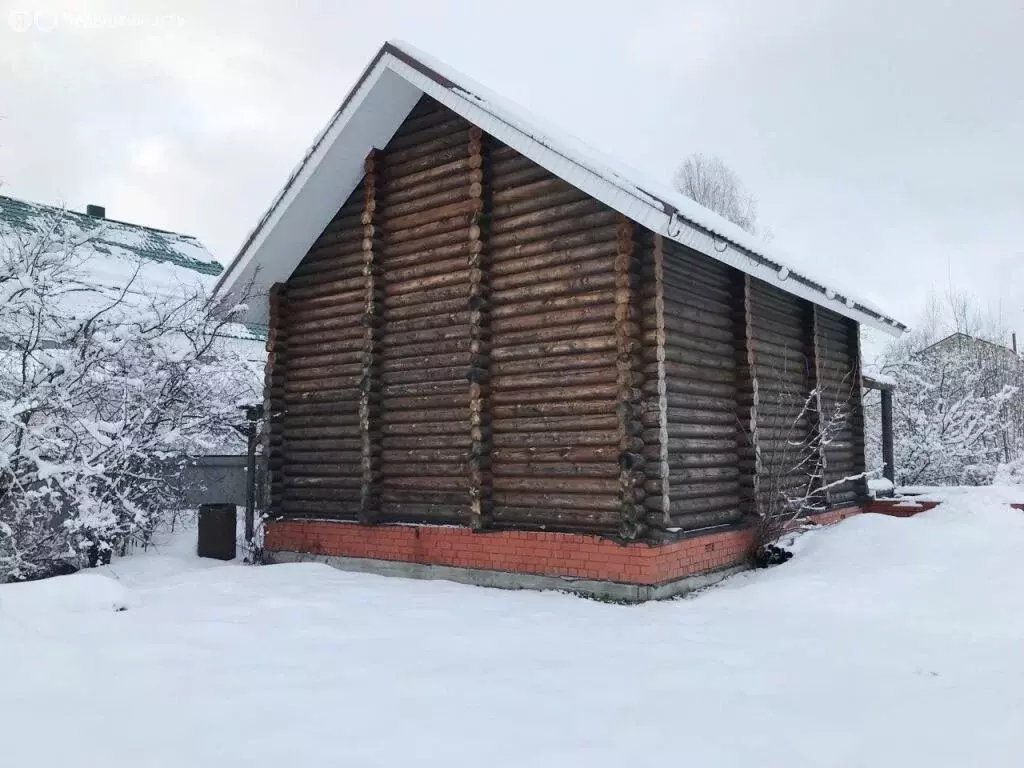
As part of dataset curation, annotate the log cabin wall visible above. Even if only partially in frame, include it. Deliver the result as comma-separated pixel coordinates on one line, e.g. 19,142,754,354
816,307,867,506
271,188,366,520
487,141,624,533
266,94,868,538
648,240,744,532
748,280,812,510
375,99,476,525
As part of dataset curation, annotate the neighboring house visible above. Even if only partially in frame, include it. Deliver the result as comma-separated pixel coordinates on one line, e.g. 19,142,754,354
215,41,907,600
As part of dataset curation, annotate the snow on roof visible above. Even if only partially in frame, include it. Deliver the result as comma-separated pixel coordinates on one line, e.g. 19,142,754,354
216,40,908,336
0,193,266,351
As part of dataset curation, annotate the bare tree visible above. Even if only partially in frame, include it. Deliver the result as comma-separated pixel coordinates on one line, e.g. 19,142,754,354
741,365,868,565
674,152,759,234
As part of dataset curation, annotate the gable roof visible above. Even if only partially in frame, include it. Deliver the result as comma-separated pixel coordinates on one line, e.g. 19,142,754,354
0,193,266,347
215,40,907,336
0,194,223,277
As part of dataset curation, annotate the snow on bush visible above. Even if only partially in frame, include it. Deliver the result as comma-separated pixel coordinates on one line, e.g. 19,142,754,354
865,289,1024,487
0,208,259,582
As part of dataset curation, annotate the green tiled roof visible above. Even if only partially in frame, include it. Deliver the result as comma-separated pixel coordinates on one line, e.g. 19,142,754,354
0,194,224,276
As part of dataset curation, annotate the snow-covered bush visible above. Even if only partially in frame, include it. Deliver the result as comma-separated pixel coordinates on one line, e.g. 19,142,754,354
867,289,1024,487
0,209,258,581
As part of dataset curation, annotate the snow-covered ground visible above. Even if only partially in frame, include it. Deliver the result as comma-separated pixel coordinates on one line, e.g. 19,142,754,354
3,490,1024,767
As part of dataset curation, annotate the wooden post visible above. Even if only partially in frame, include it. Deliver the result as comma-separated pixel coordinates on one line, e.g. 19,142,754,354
615,216,646,540
735,273,760,517
467,126,492,530
359,151,384,524
881,388,895,484
266,283,288,515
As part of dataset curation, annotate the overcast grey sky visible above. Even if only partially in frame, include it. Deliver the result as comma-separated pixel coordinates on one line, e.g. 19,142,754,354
2,0,1022,353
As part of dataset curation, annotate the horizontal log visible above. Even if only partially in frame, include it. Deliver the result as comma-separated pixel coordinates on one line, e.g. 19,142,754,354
493,414,618,434
491,446,620,464
663,422,736,439
286,274,366,301
381,476,468,492
384,128,468,168
382,144,473,184
490,272,617,306
492,430,619,448
382,447,470,463
380,421,469,438
288,348,364,370
663,451,741,469
287,260,365,290
380,489,468,506
287,297,365,325
385,210,475,247
384,156,473,194
278,499,362,518
380,434,472,450
489,289,614,321
493,461,619,478
284,375,360,394
492,490,620,512
491,255,615,293
282,387,362,405
385,309,469,336
384,283,466,312
489,209,619,249
382,379,471,398
381,351,468,374
491,351,616,377
284,475,362,490
661,345,736,372
667,494,743,517
285,412,361,429
384,223,471,259
285,324,365,350
492,367,620,391
661,359,736,386
490,185,587,221
490,382,618,405
489,304,614,338
492,476,620,494
381,365,466,386
380,462,469,478
388,254,470,285
491,506,619,530
385,115,468,154
280,464,361,479
664,437,736,453
380,337,471,365
286,362,363,383
284,450,363,465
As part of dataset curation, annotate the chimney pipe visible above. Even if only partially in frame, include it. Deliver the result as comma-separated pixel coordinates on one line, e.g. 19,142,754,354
1013,332,1018,355
86,204,105,218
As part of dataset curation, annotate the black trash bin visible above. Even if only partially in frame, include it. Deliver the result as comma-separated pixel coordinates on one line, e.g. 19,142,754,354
197,504,236,560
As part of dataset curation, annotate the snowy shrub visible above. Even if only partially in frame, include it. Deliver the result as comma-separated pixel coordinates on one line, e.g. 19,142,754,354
867,288,1024,488
0,209,259,581
883,347,1019,487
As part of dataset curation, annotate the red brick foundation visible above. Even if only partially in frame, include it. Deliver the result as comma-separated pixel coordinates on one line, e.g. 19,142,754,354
264,505,863,587
863,499,941,518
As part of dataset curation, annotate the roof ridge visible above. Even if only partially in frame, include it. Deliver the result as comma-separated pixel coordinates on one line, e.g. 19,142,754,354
0,193,205,242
